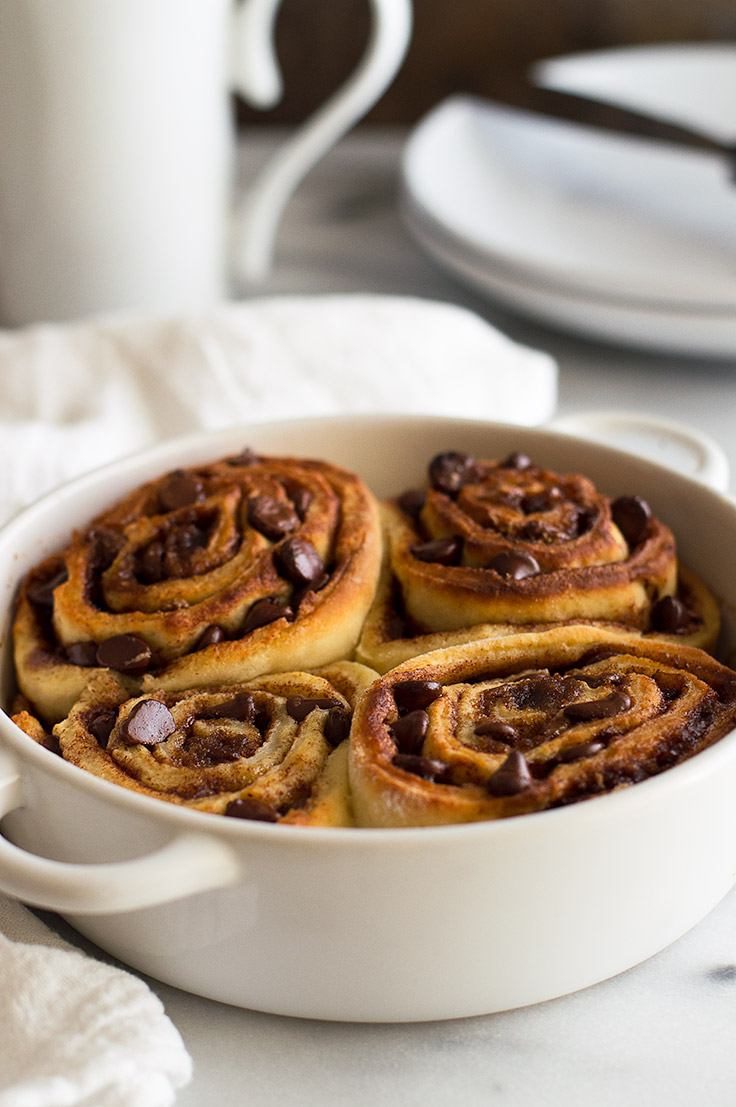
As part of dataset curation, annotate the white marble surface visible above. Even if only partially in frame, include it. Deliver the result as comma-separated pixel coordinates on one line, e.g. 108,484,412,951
71,130,736,1105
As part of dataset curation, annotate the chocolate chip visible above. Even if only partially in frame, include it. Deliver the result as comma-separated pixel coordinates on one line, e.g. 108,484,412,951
242,597,293,633
410,537,462,566
227,447,259,467
27,568,67,608
275,537,324,586
487,551,540,579
397,488,426,519
159,470,205,512
285,696,340,722
65,641,99,668
89,527,125,570
500,451,532,470
393,679,442,714
247,495,300,541
558,739,606,763
138,540,165,583
204,693,255,722
474,719,518,742
41,733,61,755
122,699,176,745
391,753,448,780
198,624,227,649
428,451,475,495
286,485,312,519
487,750,532,796
564,690,632,721
88,708,116,747
324,707,352,746
225,796,279,822
96,634,152,673
651,595,690,633
611,495,652,547
389,709,429,754
575,507,596,536
521,491,555,514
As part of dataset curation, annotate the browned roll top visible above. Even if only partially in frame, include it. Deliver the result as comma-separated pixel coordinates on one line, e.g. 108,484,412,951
349,627,736,827
13,450,381,721
389,450,678,634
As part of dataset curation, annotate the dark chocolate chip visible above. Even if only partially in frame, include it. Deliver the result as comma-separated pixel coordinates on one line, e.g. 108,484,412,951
500,452,532,471
393,679,443,715
487,750,532,796
611,495,652,547
227,447,259,467
564,690,632,721
225,796,279,822
324,707,352,746
285,696,340,722
389,709,429,755
41,733,61,755
275,537,324,586
122,699,176,746
575,507,596,536
88,708,116,747
474,719,518,742
96,634,152,673
204,693,255,722
27,568,67,608
398,488,426,519
558,739,606,763
139,540,165,583
410,537,462,566
198,624,227,649
428,451,475,495
651,595,690,633
247,495,300,541
521,491,555,514
392,753,448,780
242,597,293,633
287,486,313,519
159,470,205,512
89,527,125,570
487,551,540,579
65,641,99,668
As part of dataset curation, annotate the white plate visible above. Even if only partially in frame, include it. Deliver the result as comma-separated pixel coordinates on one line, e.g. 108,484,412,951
401,93,736,356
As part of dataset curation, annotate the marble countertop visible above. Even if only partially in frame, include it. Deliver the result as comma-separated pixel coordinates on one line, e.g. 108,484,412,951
83,130,736,1106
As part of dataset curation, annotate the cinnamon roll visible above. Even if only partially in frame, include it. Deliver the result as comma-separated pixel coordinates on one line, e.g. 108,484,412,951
13,450,381,722
46,661,376,825
356,449,718,670
349,626,736,827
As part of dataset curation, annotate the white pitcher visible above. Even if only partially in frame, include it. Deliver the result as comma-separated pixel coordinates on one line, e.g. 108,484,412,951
0,0,412,325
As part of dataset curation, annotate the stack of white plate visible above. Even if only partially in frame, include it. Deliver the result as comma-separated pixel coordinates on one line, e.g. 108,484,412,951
401,46,736,357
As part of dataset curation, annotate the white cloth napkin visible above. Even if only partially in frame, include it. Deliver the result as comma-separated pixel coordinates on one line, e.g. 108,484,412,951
0,294,556,524
0,293,556,1104
0,898,191,1107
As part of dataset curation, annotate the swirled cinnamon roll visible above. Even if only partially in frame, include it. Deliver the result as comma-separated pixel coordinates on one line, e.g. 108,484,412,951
45,662,376,825
349,627,736,827
356,449,718,670
13,450,381,721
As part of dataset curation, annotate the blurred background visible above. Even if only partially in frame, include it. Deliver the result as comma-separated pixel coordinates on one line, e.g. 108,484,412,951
235,0,736,126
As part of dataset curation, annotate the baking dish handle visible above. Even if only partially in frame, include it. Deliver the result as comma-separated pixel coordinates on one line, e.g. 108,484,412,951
549,410,730,493
0,751,241,914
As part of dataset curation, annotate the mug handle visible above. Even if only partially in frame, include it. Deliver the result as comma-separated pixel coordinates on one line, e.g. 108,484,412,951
0,750,241,914
230,0,412,282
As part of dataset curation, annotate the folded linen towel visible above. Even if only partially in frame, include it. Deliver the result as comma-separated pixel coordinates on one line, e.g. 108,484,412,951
0,293,556,1104
0,294,556,524
0,896,191,1107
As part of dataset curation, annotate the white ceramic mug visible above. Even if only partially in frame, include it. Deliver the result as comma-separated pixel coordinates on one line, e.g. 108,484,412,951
0,0,411,325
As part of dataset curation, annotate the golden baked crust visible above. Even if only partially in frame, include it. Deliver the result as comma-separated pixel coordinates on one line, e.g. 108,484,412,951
356,451,719,669
357,556,721,672
53,661,377,825
349,626,736,827
13,450,381,721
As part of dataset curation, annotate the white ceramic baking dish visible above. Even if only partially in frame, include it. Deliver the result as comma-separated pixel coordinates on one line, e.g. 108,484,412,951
0,415,734,1022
